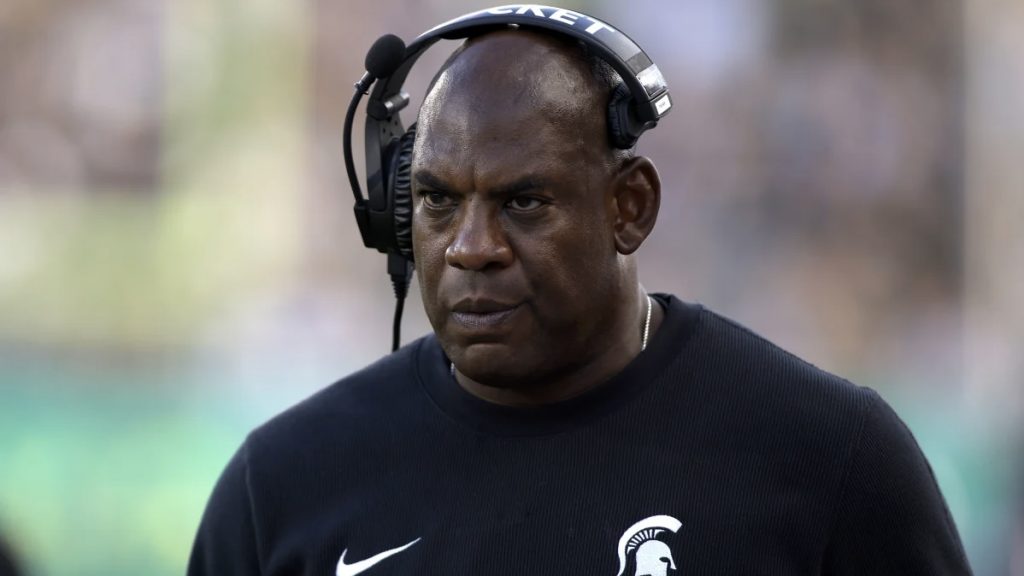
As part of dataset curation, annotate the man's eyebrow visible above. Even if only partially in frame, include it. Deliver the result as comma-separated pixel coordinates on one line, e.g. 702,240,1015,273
489,177,547,197
414,171,452,192
413,172,548,196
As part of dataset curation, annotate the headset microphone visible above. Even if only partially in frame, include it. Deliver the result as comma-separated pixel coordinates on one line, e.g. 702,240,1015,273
345,34,412,353
346,34,407,208
344,5,672,353
358,34,407,93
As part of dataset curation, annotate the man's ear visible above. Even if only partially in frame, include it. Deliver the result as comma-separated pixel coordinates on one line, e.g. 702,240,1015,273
611,156,661,255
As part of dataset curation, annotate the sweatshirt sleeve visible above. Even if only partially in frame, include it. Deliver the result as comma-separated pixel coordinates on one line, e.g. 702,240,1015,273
822,389,972,575
187,442,263,576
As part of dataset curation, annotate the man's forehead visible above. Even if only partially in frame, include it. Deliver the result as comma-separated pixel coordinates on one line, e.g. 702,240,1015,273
414,84,595,172
413,80,602,195
413,119,577,181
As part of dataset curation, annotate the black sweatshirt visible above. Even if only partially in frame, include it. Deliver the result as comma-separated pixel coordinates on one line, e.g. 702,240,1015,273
189,295,972,575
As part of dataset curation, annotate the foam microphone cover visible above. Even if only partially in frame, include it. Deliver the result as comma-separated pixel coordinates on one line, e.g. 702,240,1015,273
365,34,406,79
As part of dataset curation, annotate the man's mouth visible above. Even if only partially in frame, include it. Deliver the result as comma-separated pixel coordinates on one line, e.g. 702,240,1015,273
450,299,521,329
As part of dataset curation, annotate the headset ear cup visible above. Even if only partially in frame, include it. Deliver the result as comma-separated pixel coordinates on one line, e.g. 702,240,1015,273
388,124,417,261
607,82,638,149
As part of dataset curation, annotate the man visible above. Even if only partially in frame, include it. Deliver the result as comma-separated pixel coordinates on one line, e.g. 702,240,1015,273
189,23,972,576
0,531,21,576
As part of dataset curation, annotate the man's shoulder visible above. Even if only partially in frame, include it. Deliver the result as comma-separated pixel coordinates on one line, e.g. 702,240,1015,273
683,302,876,429
243,336,433,461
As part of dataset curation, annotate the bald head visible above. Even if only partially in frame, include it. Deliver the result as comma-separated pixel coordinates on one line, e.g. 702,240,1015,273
417,30,628,166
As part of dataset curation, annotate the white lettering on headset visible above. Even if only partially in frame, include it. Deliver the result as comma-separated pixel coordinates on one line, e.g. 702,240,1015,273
547,8,580,25
583,20,614,35
515,5,547,17
482,5,615,36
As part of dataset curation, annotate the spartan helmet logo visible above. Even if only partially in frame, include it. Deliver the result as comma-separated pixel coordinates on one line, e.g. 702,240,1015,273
615,515,682,576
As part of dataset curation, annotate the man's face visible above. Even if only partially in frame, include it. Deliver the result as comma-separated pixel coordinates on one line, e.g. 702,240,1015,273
411,33,624,388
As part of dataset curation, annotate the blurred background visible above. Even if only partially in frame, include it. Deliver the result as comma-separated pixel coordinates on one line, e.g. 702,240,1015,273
0,0,1021,574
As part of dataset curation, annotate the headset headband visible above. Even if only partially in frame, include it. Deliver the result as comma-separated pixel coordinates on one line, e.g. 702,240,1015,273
368,5,672,123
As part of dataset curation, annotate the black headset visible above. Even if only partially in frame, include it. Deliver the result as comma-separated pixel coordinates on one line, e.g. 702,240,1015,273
342,5,672,351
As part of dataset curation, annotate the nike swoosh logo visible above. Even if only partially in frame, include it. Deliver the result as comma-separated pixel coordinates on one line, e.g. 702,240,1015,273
336,537,420,576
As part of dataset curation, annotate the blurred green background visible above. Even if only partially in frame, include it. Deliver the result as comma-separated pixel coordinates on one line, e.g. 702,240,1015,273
1,0,1021,574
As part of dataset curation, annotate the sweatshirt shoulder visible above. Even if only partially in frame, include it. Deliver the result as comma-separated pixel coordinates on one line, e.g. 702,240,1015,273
244,336,430,458
706,308,869,391
686,306,877,434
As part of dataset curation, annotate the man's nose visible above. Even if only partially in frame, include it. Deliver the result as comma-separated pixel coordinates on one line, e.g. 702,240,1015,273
445,203,513,271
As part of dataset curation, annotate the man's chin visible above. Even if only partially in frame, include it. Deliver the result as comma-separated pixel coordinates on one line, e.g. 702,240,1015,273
451,342,538,390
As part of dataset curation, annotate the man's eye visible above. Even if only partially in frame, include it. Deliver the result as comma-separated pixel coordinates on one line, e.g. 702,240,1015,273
507,196,544,211
421,191,452,208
